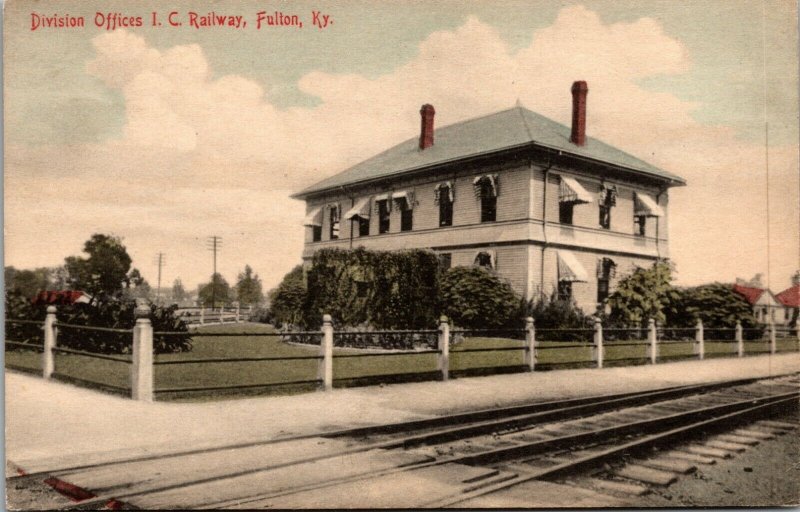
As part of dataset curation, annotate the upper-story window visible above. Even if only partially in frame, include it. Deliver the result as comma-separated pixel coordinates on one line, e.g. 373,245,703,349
328,204,340,240
303,207,323,242
596,257,616,304
377,200,390,234
598,184,617,230
344,197,371,237
393,191,415,232
434,182,454,227
558,176,593,226
633,192,664,237
473,175,498,223
359,218,370,236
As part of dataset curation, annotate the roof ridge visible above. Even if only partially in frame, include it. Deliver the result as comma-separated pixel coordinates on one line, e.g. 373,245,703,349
515,105,535,142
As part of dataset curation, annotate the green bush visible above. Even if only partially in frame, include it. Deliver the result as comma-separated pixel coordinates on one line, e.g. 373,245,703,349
303,248,439,330
522,292,592,341
269,265,307,328
607,261,678,327
665,283,761,340
438,266,520,330
4,290,192,354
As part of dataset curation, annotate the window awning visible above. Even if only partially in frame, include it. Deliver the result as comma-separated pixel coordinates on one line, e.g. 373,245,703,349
557,250,588,282
434,182,454,204
344,197,371,220
374,193,389,202
634,193,664,217
559,176,593,204
473,174,498,198
303,207,323,227
391,190,415,209
474,250,496,269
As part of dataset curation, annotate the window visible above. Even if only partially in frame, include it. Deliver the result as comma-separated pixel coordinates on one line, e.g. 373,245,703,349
329,206,340,240
474,251,494,269
438,253,452,270
378,200,390,234
481,195,497,223
559,202,574,225
312,226,322,242
634,215,646,236
474,175,498,223
358,217,370,236
596,258,616,304
557,281,572,302
400,205,413,231
437,185,453,227
598,185,617,230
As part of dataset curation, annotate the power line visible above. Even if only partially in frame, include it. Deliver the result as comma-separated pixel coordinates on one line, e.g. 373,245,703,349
206,236,223,307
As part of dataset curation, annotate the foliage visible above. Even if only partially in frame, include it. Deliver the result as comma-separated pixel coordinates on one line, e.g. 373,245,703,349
521,292,592,341
606,261,679,327
4,289,192,354
303,248,440,330
121,268,152,301
198,273,232,307
665,283,761,340
63,234,145,300
269,265,306,328
171,278,189,302
438,266,520,329
235,265,264,305
4,266,53,298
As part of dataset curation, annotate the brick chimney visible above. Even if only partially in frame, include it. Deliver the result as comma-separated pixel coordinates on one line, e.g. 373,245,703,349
570,81,588,146
419,104,435,150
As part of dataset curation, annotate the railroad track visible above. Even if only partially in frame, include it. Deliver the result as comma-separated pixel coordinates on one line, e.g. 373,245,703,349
8,374,799,509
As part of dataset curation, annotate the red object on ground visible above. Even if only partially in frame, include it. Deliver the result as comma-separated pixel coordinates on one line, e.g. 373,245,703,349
776,284,800,308
732,283,765,305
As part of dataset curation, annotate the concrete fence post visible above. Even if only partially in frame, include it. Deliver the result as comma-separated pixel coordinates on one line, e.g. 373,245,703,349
200,307,205,325
593,318,604,369
735,320,744,357
236,304,241,323
131,305,154,401
438,316,450,381
525,317,536,371
695,319,705,360
769,322,776,354
320,314,334,391
42,306,57,379
648,318,658,364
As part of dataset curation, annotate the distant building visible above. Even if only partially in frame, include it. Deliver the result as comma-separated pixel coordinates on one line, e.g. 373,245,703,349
732,283,788,325
32,290,92,306
293,82,686,313
776,284,799,326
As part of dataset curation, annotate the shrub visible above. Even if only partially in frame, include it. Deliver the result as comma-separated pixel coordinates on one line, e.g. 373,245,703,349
438,266,520,330
665,283,762,340
4,291,192,354
521,292,592,341
303,248,440,330
607,261,678,327
269,265,307,328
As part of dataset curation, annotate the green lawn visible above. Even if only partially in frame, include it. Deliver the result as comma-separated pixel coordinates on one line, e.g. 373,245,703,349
5,323,798,401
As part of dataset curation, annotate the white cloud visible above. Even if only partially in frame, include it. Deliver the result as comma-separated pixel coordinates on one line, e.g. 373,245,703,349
6,6,798,292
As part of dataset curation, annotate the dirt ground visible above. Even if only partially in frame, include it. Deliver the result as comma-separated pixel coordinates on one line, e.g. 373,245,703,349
634,415,800,507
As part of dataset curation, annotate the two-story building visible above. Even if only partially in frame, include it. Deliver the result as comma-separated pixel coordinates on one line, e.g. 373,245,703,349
292,82,686,313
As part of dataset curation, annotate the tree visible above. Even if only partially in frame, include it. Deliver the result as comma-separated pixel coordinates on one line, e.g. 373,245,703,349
4,266,51,298
171,278,189,302
269,265,306,327
438,266,520,329
63,234,142,300
235,265,264,305
198,273,231,307
122,269,152,301
666,283,759,330
606,261,678,326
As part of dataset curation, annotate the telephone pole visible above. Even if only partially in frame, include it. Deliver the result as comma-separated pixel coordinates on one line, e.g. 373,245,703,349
153,253,166,305
206,236,222,308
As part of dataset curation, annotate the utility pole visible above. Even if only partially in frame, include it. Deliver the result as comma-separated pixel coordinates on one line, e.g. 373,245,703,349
153,253,165,305
206,236,222,308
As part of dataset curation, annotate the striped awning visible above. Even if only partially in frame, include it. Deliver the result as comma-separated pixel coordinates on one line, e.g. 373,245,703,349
391,190,415,209
474,250,496,269
344,197,371,220
303,206,323,227
473,174,498,198
559,176,593,204
557,250,588,282
634,193,664,217
374,193,389,202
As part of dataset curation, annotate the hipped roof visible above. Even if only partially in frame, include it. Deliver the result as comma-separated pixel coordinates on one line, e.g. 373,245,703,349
294,105,686,199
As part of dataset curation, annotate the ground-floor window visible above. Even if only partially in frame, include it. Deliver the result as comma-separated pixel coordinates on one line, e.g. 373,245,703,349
557,281,572,301
474,251,494,269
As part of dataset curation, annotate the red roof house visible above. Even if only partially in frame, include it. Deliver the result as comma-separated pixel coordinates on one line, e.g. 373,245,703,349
776,284,800,308
32,290,92,306
732,284,765,305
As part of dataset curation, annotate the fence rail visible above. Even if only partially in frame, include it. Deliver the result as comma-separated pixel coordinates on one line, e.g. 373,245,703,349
5,307,799,401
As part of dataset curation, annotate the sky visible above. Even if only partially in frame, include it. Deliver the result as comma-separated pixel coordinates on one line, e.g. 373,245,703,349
3,0,799,293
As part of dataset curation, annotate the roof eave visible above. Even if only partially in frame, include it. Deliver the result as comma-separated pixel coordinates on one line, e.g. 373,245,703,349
292,141,686,200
